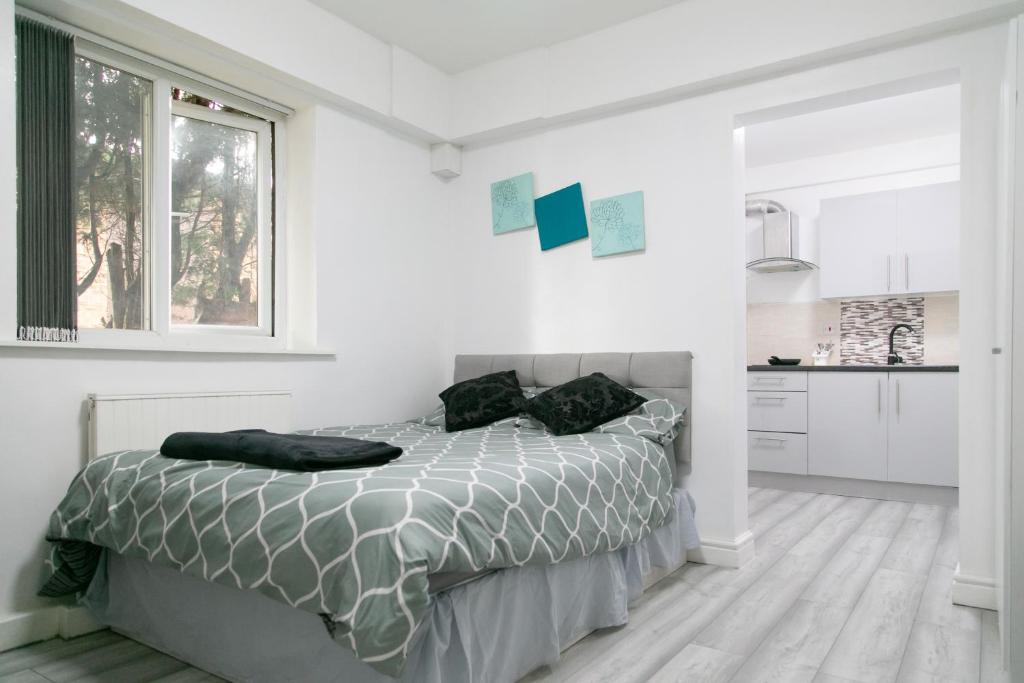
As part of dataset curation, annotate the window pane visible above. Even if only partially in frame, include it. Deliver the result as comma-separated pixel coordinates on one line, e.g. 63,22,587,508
171,113,259,327
75,57,150,330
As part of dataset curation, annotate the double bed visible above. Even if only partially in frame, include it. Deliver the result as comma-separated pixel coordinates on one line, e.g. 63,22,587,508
46,352,698,682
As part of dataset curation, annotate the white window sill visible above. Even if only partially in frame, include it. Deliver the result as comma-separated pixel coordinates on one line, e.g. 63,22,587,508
0,337,334,358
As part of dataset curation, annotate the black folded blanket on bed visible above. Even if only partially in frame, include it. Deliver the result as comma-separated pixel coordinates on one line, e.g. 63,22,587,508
160,429,402,471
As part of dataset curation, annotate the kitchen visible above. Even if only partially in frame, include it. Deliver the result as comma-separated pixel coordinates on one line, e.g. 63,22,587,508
743,83,960,504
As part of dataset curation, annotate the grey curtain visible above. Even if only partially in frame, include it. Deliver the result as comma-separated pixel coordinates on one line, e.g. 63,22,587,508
16,17,77,342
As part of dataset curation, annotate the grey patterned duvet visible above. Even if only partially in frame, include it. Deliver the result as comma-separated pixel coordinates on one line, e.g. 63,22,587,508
44,419,675,676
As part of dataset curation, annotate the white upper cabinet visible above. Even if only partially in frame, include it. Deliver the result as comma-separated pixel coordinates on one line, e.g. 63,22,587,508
819,191,898,298
895,182,960,294
819,182,959,298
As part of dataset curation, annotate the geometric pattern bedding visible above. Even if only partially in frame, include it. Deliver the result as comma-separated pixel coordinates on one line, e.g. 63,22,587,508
44,420,675,676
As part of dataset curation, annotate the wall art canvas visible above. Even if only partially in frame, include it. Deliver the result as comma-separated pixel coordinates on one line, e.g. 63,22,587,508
534,182,589,250
590,191,645,257
490,172,536,234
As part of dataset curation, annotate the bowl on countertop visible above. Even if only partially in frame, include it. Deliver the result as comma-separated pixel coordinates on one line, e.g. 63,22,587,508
767,356,802,366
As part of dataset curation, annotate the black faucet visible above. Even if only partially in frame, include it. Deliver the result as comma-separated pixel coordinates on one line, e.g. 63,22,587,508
887,324,914,365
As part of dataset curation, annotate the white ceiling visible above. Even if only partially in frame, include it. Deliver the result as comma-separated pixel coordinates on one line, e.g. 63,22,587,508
744,85,961,168
308,0,687,74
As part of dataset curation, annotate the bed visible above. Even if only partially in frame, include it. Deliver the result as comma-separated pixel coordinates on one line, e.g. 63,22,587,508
46,352,698,682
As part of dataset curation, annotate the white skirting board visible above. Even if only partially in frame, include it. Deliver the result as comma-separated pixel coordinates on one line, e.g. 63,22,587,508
748,471,958,507
0,605,104,653
687,530,755,568
952,564,998,610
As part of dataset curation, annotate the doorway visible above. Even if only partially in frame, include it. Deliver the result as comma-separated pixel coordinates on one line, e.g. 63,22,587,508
738,79,962,504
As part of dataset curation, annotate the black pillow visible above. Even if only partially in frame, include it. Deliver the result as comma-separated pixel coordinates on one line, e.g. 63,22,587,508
439,370,525,432
525,372,645,436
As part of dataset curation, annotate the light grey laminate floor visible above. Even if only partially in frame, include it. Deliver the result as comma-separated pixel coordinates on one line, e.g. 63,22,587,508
0,489,1004,683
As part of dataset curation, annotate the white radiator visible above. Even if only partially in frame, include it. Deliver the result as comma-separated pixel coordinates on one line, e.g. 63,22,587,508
88,390,292,460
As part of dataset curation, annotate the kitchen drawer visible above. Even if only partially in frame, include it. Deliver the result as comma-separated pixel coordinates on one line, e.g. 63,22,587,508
748,432,808,475
748,391,807,433
748,372,807,392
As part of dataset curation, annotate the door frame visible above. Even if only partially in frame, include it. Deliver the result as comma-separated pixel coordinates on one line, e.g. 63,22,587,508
1007,15,1023,679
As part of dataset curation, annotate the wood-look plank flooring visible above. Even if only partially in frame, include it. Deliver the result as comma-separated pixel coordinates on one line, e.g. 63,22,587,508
0,489,1004,683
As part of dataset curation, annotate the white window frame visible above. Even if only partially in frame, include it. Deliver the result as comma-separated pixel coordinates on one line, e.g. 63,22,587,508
73,44,157,347
168,101,274,337
68,41,287,352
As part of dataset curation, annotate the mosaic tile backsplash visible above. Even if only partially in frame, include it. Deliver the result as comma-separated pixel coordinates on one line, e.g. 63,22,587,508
840,297,924,365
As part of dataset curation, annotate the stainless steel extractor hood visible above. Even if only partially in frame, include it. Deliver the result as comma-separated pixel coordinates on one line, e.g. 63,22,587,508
745,199,817,273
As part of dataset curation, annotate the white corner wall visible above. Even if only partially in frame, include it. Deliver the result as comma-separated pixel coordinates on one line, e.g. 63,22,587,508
446,25,1011,577
0,0,452,642
21,0,454,140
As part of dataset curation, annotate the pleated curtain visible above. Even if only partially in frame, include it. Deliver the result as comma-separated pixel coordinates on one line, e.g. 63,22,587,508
16,17,77,342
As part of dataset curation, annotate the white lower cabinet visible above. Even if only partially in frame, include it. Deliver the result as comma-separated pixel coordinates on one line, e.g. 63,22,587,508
752,370,960,486
802,371,957,486
887,373,958,486
807,373,888,481
747,372,808,475
749,432,808,475
748,391,808,433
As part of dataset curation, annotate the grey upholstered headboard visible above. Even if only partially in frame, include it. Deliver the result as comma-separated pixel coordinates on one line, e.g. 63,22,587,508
453,352,693,485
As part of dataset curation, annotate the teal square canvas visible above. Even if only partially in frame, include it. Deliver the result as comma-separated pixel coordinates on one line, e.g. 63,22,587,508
590,191,645,257
491,172,535,234
535,183,588,251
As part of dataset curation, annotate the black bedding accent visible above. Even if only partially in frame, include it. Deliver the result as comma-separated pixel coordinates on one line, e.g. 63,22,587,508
160,429,402,471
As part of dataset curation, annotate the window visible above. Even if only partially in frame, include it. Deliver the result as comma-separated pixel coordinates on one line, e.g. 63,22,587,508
74,56,150,330
170,95,272,329
71,46,278,341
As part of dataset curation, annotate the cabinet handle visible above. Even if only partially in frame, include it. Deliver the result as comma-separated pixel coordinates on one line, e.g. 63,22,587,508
905,253,910,291
753,396,787,402
896,379,901,420
887,255,892,292
754,377,785,384
754,437,788,444
877,378,882,418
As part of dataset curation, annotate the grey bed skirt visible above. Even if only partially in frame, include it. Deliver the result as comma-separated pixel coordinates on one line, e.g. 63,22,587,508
83,489,699,683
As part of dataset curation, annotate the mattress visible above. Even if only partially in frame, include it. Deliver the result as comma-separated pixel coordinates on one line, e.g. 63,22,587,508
84,489,699,683
47,418,676,676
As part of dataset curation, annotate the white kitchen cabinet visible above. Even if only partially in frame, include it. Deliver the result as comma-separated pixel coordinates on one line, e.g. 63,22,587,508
807,373,888,481
887,373,958,486
819,182,959,299
819,191,898,299
748,371,807,392
749,432,808,475
895,182,960,294
748,391,808,433
747,371,808,475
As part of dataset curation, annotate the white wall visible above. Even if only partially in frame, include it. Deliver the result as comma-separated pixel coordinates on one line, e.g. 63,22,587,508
446,26,1011,582
24,0,1020,145
0,1,451,638
448,100,750,556
22,0,453,140
746,135,961,304
449,0,1019,141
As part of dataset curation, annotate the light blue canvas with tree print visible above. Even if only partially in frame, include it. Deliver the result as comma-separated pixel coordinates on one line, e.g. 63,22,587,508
590,190,645,257
491,172,535,234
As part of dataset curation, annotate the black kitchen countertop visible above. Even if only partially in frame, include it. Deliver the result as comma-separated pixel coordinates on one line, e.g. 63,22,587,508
748,364,959,372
